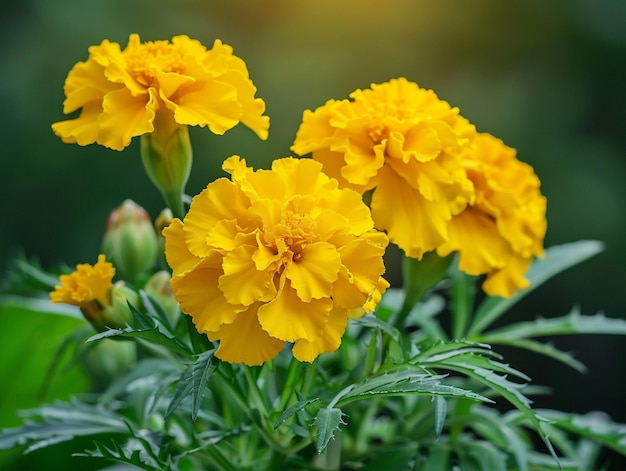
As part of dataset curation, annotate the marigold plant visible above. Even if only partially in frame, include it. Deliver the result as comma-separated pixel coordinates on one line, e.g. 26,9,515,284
2,34,626,471
163,155,389,365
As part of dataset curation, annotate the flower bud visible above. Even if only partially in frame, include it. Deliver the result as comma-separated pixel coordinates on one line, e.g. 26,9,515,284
82,337,137,387
102,200,158,282
154,208,173,269
140,109,192,219
144,271,180,326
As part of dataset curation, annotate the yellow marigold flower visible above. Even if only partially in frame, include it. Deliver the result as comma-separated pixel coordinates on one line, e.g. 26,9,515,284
436,133,547,297
163,156,389,366
291,77,476,259
50,254,136,330
52,34,269,151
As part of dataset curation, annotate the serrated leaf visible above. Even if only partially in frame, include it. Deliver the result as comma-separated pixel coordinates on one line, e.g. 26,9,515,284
424,355,558,464
483,307,626,339
0,399,127,453
165,349,217,421
352,314,401,342
138,290,177,335
274,398,320,430
88,327,193,359
411,340,495,362
313,407,345,453
538,410,626,457
468,241,604,337
480,337,587,373
336,368,491,406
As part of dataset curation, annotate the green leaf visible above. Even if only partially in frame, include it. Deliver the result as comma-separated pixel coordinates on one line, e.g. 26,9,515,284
336,368,491,406
274,398,320,430
479,337,587,373
468,241,604,337
457,439,507,471
352,313,401,343
88,327,193,359
433,395,447,438
313,407,345,454
423,354,558,464
0,399,127,454
360,445,417,471
421,443,451,471
538,410,626,457
483,307,626,339
164,349,217,421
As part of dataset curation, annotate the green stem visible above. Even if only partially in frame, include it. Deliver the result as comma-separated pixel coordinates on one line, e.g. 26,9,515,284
450,266,476,340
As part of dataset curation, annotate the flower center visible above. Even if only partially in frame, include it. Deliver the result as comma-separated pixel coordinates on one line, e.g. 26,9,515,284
125,41,186,88
368,123,388,144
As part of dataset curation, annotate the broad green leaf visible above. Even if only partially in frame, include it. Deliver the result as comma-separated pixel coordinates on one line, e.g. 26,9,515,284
468,241,604,337
274,398,320,430
313,407,345,453
88,327,193,359
0,299,89,432
482,307,626,339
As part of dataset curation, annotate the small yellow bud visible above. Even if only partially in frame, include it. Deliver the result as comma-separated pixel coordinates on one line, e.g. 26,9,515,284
102,200,158,282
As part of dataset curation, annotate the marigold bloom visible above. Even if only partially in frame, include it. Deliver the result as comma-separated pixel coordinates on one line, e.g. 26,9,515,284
163,156,389,366
291,77,476,259
52,34,269,151
436,133,547,297
50,254,136,330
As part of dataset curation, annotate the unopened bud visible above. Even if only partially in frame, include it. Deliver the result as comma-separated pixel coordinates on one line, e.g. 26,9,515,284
144,271,180,326
102,200,158,282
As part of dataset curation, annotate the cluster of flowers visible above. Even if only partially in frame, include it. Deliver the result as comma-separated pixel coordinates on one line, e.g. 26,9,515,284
50,34,546,366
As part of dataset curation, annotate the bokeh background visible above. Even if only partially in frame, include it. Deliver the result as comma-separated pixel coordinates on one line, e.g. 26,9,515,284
1,0,625,468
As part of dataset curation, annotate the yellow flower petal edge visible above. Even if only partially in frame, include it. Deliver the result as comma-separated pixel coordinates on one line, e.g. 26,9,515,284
164,156,389,365
436,133,547,297
52,34,269,151
291,77,476,259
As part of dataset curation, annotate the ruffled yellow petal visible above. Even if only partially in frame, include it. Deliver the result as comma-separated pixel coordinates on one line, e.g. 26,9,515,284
171,258,243,334
220,244,277,306
51,104,102,146
163,218,200,276
183,178,250,257
285,242,342,302
372,167,449,259
482,254,532,298
332,238,388,309
97,88,156,150
437,208,510,275
257,277,332,342
292,308,348,362
210,306,284,366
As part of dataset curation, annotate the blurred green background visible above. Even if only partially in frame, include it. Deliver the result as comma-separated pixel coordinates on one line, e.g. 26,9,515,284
1,0,625,468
